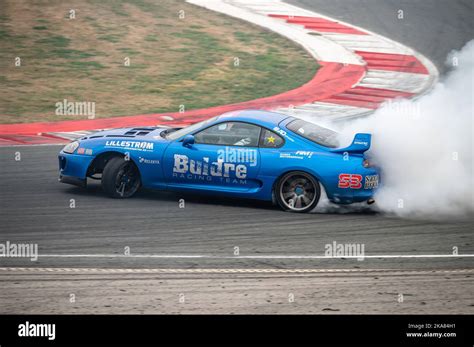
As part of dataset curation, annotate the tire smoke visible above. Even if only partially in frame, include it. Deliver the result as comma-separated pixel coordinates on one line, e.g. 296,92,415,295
337,40,474,218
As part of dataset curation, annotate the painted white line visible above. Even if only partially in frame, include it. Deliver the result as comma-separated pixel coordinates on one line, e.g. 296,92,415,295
1,267,473,274
2,253,472,259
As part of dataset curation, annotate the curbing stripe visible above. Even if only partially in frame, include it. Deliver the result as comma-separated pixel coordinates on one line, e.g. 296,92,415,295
187,0,437,123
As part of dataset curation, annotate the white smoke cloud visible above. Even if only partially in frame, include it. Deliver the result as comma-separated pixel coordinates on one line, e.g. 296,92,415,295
336,40,474,218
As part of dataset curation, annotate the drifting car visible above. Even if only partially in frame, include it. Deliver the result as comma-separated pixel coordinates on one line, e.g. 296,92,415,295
58,110,379,213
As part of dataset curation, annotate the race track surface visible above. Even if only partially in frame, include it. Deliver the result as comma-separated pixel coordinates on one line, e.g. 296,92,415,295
1,145,473,269
1,146,473,313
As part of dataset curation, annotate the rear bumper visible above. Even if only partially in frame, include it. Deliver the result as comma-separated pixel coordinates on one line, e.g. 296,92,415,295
351,170,380,202
329,169,380,204
59,174,86,187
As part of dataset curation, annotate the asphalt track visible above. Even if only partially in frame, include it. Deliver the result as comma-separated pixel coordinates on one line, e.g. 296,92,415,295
1,145,473,313
1,1,474,314
1,144,473,267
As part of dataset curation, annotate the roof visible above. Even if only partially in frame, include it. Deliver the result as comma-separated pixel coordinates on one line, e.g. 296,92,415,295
219,109,290,127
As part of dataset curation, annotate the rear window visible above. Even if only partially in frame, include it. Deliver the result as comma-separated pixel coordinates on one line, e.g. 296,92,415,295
286,119,339,148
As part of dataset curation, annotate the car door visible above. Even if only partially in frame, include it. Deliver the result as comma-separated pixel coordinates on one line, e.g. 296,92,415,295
162,121,261,192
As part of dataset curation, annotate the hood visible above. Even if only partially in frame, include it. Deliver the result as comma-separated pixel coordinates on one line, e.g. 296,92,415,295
79,126,174,141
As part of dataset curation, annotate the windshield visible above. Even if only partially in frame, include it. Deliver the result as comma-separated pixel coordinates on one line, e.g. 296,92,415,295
166,116,219,140
286,119,339,148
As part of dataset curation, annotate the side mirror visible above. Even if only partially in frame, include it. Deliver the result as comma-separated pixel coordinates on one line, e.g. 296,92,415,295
182,134,195,148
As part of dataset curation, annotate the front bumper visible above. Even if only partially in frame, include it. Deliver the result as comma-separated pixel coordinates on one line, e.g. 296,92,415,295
58,151,94,185
59,174,86,187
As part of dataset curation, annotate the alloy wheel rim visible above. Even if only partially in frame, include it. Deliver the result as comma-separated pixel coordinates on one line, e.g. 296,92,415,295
279,174,316,211
115,163,139,197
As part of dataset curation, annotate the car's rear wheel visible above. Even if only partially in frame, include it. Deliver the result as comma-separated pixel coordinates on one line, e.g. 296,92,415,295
102,156,141,198
275,171,320,213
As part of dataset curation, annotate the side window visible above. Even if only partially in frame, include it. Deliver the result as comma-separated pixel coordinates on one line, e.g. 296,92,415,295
194,122,261,147
259,128,284,148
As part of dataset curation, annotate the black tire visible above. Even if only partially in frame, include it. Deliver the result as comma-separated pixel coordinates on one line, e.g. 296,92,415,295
275,171,320,213
102,156,141,198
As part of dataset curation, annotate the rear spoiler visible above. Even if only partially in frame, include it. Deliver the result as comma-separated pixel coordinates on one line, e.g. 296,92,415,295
330,133,371,154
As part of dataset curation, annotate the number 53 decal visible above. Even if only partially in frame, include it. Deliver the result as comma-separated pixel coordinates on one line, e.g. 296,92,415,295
338,174,362,189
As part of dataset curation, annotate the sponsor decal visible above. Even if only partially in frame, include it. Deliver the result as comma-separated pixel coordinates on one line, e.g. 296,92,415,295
280,151,314,160
295,151,314,158
338,173,362,189
139,157,160,165
273,126,294,142
280,153,303,159
364,175,379,189
173,154,247,184
354,140,368,146
77,148,93,155
105,140,154,152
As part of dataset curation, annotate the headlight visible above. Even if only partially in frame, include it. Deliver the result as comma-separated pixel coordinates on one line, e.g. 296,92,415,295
62,141,79,154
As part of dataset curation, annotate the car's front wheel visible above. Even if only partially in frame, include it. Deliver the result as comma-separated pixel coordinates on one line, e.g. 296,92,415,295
275,171,320,213
102,156,141,198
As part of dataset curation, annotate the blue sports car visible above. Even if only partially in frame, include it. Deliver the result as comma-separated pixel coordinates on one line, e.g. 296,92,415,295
58,110,379,213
